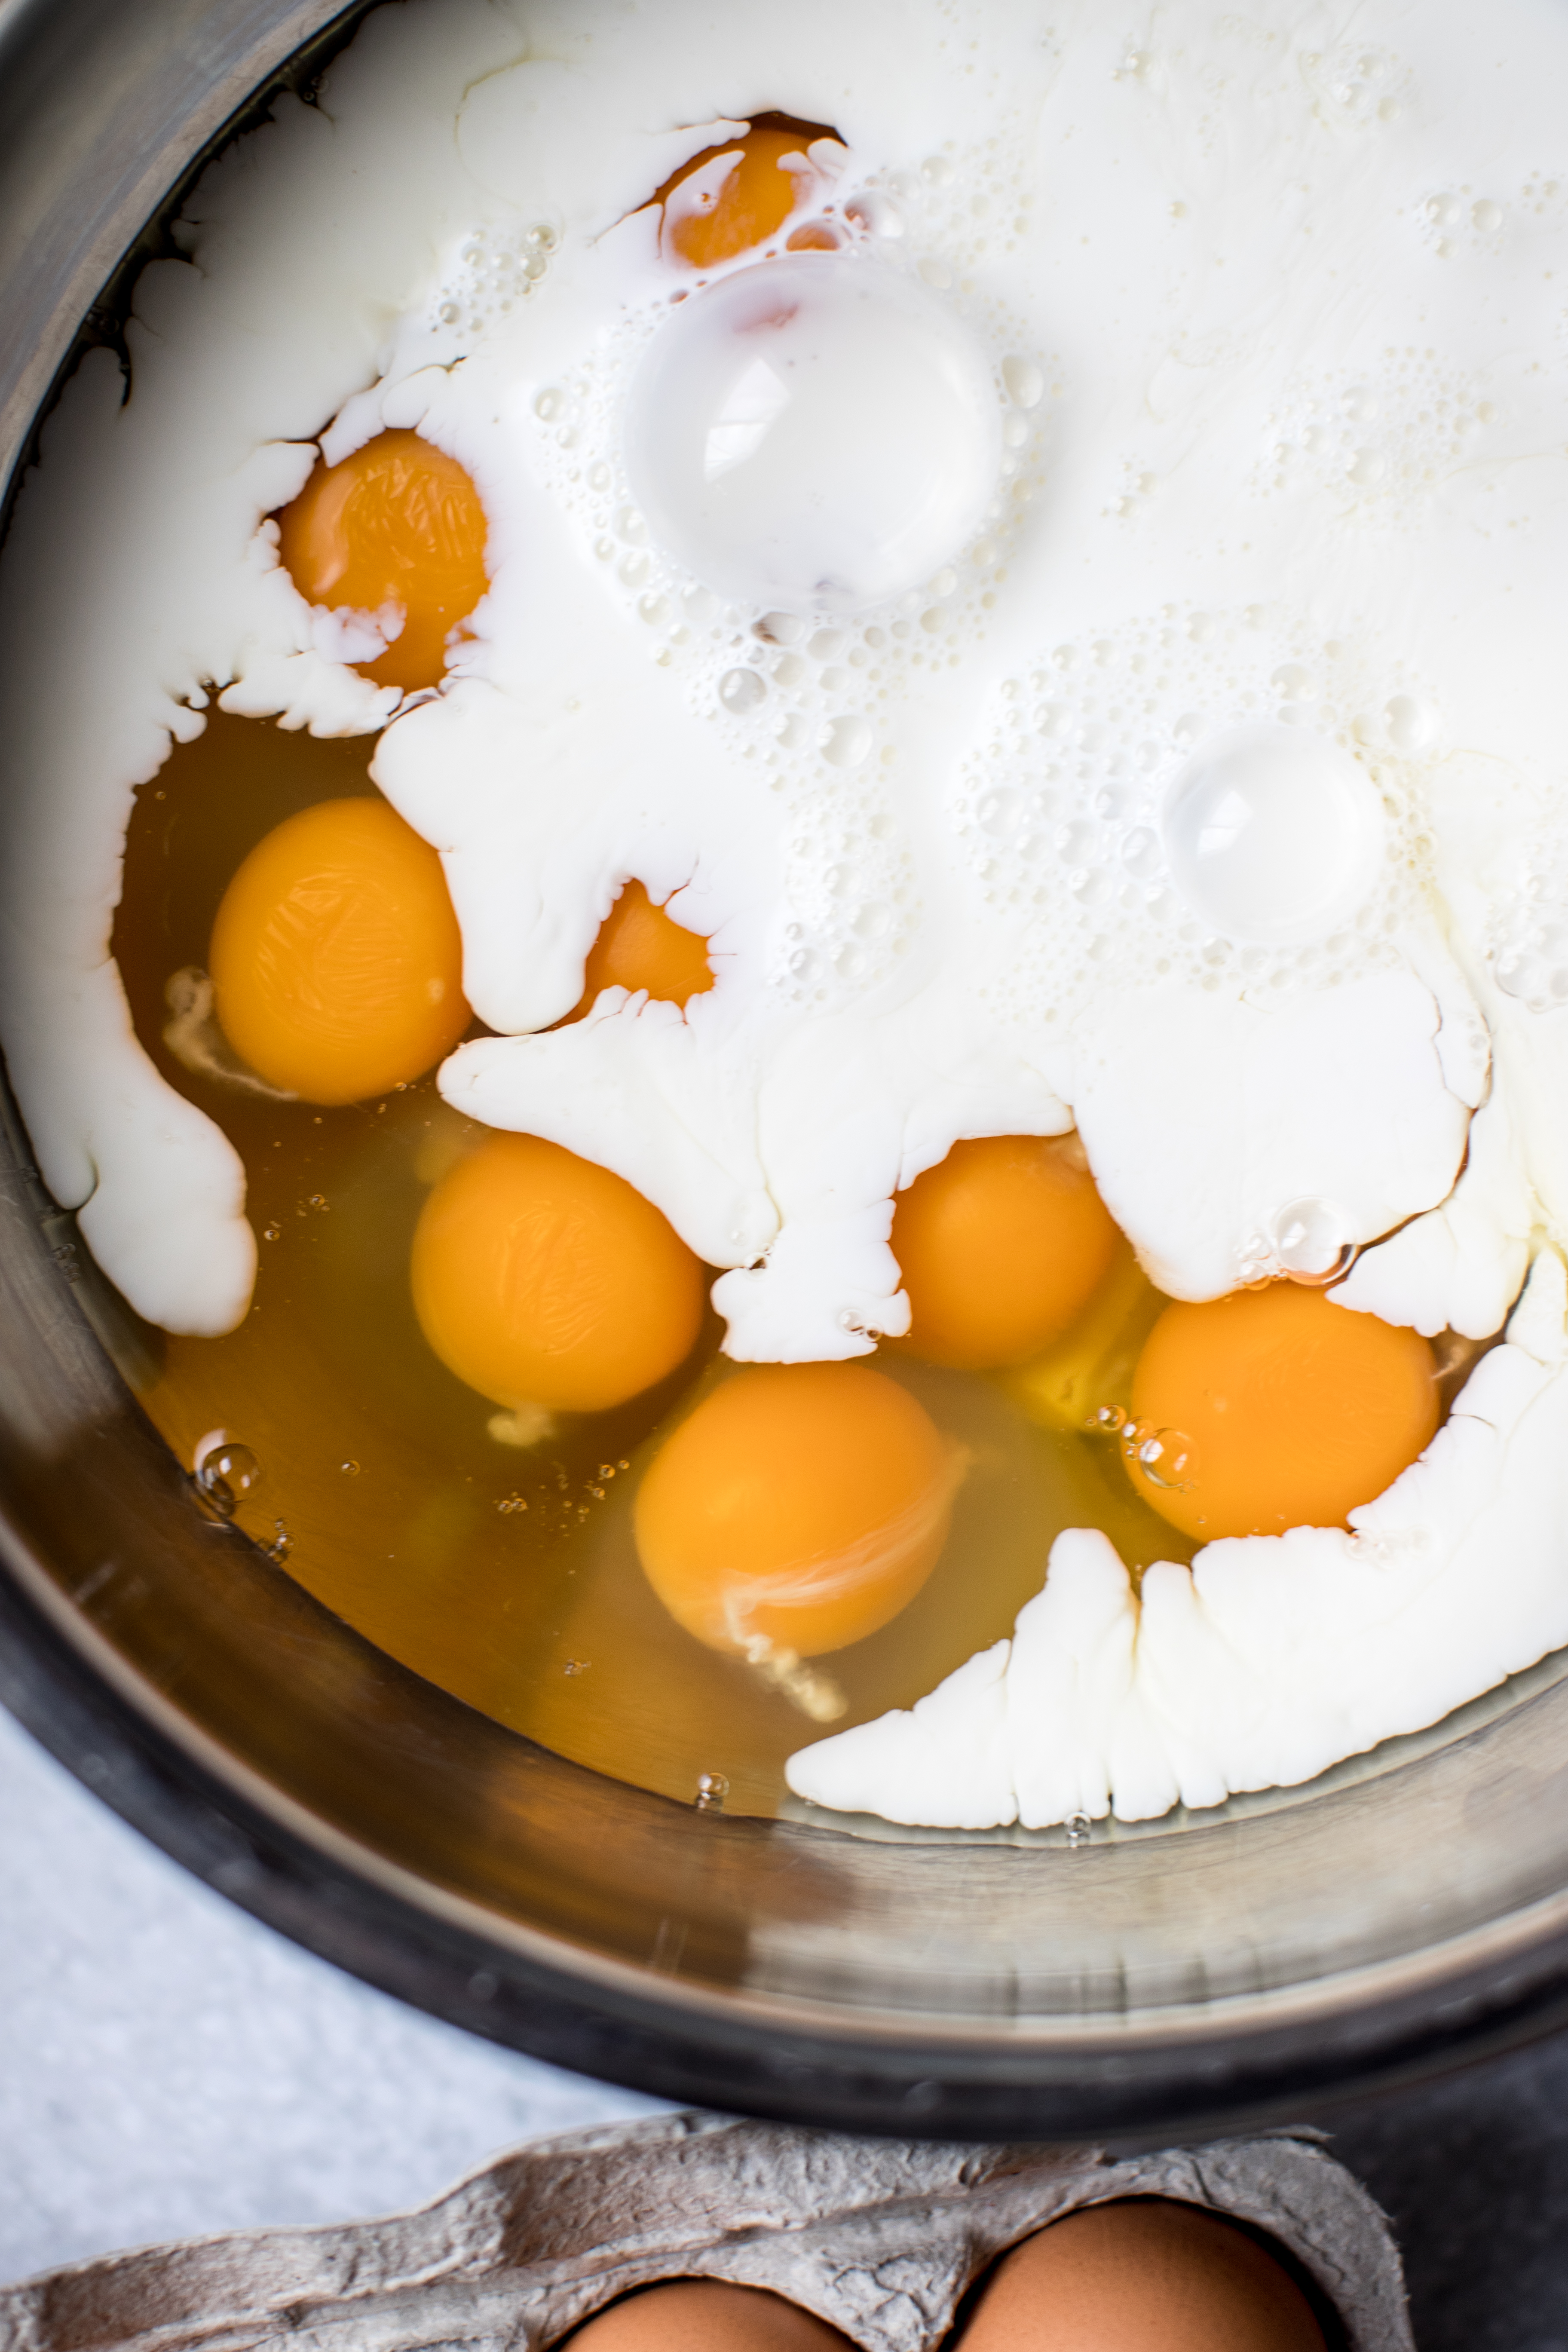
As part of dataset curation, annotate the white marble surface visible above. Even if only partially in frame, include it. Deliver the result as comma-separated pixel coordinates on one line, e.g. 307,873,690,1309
0,1702,666,2288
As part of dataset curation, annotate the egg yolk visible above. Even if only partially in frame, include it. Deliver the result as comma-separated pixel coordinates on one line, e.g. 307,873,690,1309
1127,1281,1440,1542
209,796,469,1104
277,429,489,692
634,1362,959,1657
655,118,834,270
890,1134,1122,1371
411,1133,707,1413
569,879,714,1019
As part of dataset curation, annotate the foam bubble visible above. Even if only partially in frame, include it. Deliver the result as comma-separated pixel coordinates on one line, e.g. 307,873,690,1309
1161,724,1386,947
622,255,1003,614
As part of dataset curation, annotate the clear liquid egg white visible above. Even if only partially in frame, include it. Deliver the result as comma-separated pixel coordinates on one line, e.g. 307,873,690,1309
3,0,1568,1831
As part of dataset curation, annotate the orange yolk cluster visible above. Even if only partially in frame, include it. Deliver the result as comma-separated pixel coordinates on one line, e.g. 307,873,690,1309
411,1133,706,1414
891,1134,1122,1371
635,1363,959,1657
209,796,469,1104
1127,1281,1440,1541
277,429,489,692
656,121,826,269
570,880,714,1019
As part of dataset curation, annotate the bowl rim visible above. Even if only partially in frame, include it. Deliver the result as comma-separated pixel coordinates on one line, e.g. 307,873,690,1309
7,1502,1568,2142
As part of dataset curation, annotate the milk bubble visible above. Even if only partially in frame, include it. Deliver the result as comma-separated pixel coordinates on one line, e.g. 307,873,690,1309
622,255,1002,615
1121,826,1161,880
718,666,766,713
820,714,872,767
1161,724,1385,947
1002,355,1044,410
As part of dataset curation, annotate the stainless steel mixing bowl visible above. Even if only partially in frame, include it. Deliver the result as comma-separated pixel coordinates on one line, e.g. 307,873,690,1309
5,0,1568,2142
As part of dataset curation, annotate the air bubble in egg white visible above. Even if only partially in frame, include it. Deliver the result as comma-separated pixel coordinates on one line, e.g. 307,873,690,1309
1270,1196,1357,1282
1161,723,1384,947
195,1439,261,1519
622,255,1002,615
1134,1428,1198,1491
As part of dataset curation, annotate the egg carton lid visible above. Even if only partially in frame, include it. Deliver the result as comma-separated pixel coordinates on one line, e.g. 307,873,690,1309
0,2107,1409,2352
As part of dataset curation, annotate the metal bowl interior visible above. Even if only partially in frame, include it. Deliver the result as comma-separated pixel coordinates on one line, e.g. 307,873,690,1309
4,0,1568,2143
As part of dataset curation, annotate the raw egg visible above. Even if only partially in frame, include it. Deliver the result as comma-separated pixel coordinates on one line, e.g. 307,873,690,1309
278,429,489,692
654,117,835,270
891,1134,1121,1370
960,2202,1328,2352
634,1363,959,1656
1127,1281,1440,1541
570,879,714,1018
411,1131,707,1412
209,795,469,1103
